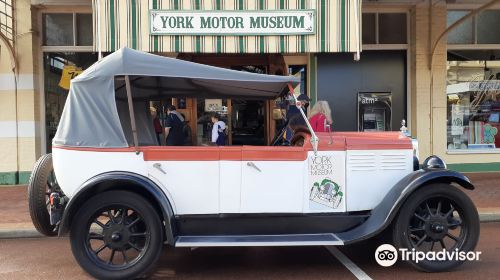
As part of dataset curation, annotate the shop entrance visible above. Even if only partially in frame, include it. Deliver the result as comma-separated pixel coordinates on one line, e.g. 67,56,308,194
231,99,266,146
173,54,287,145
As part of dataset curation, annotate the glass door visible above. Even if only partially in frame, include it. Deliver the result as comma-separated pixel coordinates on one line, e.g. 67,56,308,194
230,100,266,145
196,98,229,145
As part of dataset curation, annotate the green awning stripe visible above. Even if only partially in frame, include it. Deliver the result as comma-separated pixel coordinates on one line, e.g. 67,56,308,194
131,0,137,49
238,0,244,53
98,0,361,53
216,0,222,53
173,0,180,52
153,0,159,52
195,0,201,53
259,0,265,53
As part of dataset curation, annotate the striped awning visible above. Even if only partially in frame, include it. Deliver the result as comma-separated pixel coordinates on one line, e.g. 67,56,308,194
93,0,361,53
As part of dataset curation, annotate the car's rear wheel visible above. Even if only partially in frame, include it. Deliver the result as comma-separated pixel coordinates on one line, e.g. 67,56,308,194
70,191,163,280
393,183,480,272
28,153,58,236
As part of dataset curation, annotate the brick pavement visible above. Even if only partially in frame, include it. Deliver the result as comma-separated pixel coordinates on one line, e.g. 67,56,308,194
0,172,499,231
465,173,500,208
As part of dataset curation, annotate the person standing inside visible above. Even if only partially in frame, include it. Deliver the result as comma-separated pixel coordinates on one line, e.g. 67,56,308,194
150,107,163,145
164,105,184,146
283,94,310,142
308,100,333,132
211,113,226,146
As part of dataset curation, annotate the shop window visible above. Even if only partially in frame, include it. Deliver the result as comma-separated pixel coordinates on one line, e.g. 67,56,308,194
362,12,407,45
447,9,500,45
76,14,93,46
362,13,376,44
446,56,500,151
378,13,407,44
0,0,14,44
477,10,500,44
44,53,98,152
42,13,93,46
43,14,74,46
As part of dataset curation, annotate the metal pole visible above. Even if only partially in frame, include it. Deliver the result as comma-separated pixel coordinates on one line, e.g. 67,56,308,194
353,0,361,61
125,76,139,153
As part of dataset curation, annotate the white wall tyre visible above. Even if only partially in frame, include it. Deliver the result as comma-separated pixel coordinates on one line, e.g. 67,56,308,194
70,191,163,280
392,183,480,272
28,153,58,236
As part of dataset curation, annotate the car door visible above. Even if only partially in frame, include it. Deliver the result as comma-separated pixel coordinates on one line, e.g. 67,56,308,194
240,146,307,213
219,146,243,213
142,146,220,215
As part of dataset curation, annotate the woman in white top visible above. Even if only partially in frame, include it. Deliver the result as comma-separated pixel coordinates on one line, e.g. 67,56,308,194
211,113,226,146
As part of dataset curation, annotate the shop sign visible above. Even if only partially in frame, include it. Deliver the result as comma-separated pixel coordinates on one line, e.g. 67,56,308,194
205,99,223,112
150,10,315,35
59,65,83,90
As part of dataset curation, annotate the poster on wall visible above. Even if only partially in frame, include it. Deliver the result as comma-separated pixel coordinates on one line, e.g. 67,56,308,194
451,104,464,136
357,92,392,132
308,151,346,212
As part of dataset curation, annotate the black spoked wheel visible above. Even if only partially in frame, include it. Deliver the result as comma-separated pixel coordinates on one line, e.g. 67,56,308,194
71,191,163,280
28,153,59,236
393,183,480,272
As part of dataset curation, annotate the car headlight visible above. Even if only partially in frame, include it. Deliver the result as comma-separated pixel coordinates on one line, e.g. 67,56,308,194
422,155,447,169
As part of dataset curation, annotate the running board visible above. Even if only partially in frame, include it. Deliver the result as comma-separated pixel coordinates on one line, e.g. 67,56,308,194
175,233,344,247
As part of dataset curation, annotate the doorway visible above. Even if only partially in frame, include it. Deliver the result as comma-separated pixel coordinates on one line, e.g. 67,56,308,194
176,53,287,146
231,100,266,145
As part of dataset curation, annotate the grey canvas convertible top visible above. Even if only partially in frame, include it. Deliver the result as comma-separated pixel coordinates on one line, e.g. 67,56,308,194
53,47,299,148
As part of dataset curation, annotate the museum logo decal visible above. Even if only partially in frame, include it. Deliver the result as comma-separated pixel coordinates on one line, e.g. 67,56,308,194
309,155,343,209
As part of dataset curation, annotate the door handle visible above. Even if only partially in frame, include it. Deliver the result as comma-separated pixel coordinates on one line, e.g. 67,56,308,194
246,162,262,172
153,163,167,174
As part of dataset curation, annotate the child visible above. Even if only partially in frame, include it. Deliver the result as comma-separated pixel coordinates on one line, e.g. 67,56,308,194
211,113,226,146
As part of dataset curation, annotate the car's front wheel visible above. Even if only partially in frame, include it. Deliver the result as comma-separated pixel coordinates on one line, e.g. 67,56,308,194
393,183,480,272
70,191,163,280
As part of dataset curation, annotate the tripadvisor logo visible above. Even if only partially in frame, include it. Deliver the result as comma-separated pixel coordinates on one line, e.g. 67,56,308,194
375,244,398,267
374,244,481,267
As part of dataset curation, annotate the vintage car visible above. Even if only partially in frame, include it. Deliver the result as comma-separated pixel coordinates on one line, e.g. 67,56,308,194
28,48,479,280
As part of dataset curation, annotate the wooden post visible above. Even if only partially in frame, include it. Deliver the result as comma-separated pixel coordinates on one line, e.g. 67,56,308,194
125,75,139,153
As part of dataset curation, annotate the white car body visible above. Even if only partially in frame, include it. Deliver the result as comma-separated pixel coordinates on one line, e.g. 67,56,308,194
53,133,413,216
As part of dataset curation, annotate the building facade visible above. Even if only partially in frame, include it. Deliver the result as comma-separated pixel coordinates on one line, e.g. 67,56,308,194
1,0,499,184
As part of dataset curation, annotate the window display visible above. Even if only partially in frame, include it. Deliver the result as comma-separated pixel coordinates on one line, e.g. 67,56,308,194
446,60,500,150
